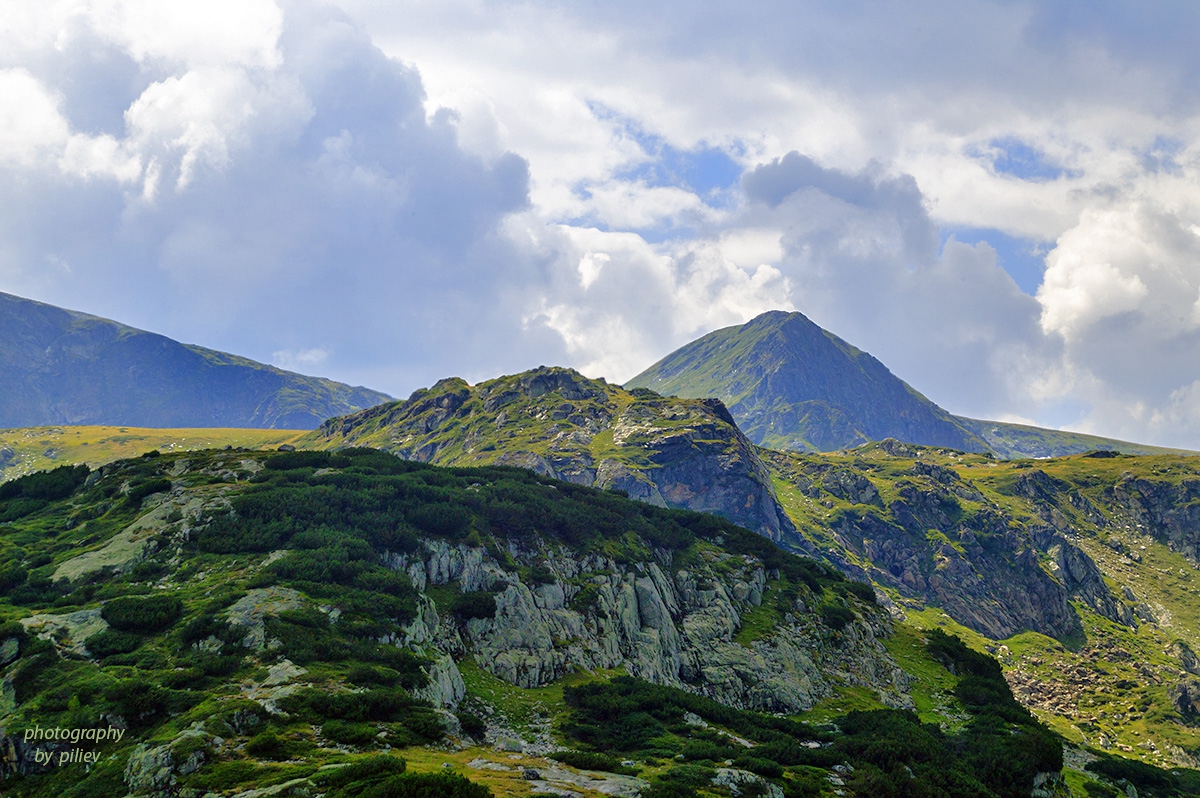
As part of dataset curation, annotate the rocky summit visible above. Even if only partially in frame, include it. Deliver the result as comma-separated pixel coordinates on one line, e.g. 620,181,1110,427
302,366,799,546
0,291,391,429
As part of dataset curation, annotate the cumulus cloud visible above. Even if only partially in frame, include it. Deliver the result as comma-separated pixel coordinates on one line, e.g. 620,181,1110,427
0,0,547,394
1035,196,1200,446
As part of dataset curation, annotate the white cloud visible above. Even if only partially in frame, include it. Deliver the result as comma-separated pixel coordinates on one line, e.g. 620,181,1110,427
0,69,70,166
86,0,283,69
272,346,328,371
125,66,309,191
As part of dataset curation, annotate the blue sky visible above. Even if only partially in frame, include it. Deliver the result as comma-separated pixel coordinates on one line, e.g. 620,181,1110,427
4,1,1200,448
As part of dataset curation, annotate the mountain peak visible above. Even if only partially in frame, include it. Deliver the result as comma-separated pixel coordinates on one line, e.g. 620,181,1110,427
627,310,986,453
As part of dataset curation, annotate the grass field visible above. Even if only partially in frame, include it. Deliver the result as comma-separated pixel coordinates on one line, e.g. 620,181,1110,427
0,426,306,481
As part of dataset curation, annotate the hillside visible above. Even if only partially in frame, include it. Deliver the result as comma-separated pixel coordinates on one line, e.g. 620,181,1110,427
959,417,1191,459
0,292,391,429
1,448,1141,798
626,310,1189,459
765,441,1200,773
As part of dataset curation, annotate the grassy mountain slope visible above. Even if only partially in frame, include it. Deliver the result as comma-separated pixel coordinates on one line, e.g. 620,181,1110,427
0,449,1132,798
0,291,391,429
959,417,1192,459
626,310,1192,459
625,310,988,454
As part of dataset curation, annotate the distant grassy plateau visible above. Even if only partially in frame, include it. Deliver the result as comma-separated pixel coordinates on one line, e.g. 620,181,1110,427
0,426,306,481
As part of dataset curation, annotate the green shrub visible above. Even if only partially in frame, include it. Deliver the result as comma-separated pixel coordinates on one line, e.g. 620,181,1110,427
456,711,487,739
0,562,28,595
347,664,400,687
1085,755,1174,791
317,759,491,798
101,678,194,727
818,604,855,631
680,739,730,761
569,583,601,613
0,464,89,502
127,478,172,505
179,614,241,649
102,595,183,632
451,591,497,621
244,729,294,760
550,750,638,775
323,719,379,746
526,564,557,585
842,580,877,604
85,629,143,657
265,450,350,470
409,503,472,539
733,756,783,778
316,754,406,789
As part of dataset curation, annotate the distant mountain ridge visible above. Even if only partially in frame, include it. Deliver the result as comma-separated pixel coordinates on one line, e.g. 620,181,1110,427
627,310,1189,459
0,291,391,429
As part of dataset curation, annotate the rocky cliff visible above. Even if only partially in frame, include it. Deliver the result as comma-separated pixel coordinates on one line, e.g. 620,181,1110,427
386,538,909,714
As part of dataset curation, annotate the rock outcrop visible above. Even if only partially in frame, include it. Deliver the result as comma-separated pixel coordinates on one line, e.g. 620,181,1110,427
388,538,910,714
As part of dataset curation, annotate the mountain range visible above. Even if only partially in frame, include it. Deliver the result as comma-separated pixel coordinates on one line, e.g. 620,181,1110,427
0,292,391,430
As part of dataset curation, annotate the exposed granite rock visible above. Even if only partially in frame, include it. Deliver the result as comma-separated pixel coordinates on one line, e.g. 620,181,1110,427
525,764,648,797
1038,529,1135,627
389,539,909,714
415,653,467,709
1170,679,1200,724
20,608,108,657
0,732,70,779
0,636,18,667
124,742,177,796
1172,640,1200,676
1106,476,1200,563
831,499,1079,640
223,587,305,651
714,767,785,798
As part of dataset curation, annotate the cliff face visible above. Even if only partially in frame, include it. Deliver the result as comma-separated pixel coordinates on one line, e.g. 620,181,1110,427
1104,475,1200,561
304,367,801,547
763,448,1132,640
385,538,910,714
